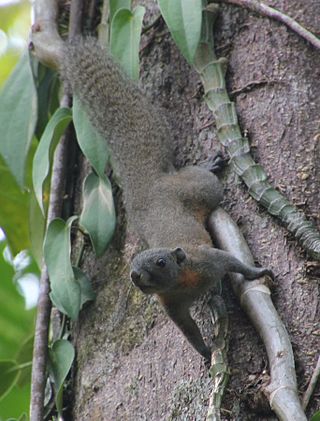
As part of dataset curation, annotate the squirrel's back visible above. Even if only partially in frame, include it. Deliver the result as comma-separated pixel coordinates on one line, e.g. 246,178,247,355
60,38,223,249
61,38,175,221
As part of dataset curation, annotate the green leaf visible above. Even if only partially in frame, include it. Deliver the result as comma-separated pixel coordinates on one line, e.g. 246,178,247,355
0,156,30,255
9,414,28,421
0,360,19,400
73,96,109,178
7,414,28,421
158,0,202,64
79,173,116,257
110,5,145,79
0,50,21,88
29,190,45,268
311,411,320,421
0,240,35,417
15,336,33,388
44,217,81,320
0,241,36,360
0,52,37,187
0,136,39,256
0,384,30,421
32,108,72,214
109,0,131,22
0,1,31,37
73,267,96,308
48,339,75,413
33,62,60,139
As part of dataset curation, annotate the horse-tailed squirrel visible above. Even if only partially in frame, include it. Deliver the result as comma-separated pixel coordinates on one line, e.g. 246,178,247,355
61,38,273,361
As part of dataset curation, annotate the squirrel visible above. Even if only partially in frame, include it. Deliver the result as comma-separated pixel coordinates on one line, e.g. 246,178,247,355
61,38,273,361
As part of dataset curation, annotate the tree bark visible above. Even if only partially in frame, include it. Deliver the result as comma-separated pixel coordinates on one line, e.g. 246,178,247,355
70,1,320,419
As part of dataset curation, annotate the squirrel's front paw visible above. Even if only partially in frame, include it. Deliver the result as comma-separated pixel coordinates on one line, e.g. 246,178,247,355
260,268,275,281
198,152,227,174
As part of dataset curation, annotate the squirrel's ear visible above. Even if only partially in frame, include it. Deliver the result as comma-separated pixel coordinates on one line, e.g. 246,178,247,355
172,247,186,265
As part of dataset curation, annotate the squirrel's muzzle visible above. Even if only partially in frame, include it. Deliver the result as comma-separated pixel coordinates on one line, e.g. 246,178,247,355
130,270,141,284
130,270,154,293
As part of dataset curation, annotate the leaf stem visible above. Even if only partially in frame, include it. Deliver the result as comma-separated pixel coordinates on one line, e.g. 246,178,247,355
8,361,33,372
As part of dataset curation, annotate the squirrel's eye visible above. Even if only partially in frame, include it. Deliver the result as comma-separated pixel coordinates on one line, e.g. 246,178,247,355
156,258,166,268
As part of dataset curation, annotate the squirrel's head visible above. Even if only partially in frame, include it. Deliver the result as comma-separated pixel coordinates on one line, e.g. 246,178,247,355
130,247,186,294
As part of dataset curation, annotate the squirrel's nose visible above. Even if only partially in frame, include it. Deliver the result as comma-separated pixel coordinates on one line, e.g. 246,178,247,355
130,270,141,284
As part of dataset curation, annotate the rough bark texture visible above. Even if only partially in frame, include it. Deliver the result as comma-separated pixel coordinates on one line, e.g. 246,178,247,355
70,1,320,419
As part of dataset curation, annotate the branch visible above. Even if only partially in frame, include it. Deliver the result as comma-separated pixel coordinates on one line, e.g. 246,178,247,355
206,296,229,421
30,268,51,421
69,0,84,39
30,0,83,417
30,118,71,421
29,3,62,419
30,0,63,70
302,355,320,410
213,0,320,50
208,208,307,421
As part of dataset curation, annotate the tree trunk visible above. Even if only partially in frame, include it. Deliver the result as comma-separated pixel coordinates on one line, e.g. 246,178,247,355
70,1,320,419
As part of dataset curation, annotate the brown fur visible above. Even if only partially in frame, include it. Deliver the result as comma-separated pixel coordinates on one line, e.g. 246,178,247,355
62,39,273,361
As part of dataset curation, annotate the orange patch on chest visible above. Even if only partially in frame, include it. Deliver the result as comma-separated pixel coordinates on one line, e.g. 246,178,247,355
178,269,201,288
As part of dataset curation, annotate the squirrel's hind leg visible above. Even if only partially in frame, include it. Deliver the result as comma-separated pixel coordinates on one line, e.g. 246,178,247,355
172,166,224,212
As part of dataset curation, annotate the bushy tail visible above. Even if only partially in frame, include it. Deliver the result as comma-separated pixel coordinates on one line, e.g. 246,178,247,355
60,38,174,216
